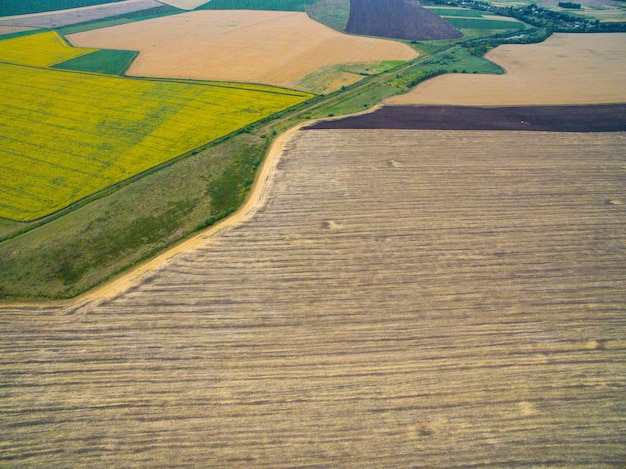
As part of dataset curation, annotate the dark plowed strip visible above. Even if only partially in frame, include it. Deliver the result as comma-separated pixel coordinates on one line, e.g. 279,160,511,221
307,104,626,132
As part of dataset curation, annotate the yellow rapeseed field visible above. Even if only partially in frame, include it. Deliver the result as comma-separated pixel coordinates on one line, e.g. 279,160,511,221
0,31,97,67
0,33,312,221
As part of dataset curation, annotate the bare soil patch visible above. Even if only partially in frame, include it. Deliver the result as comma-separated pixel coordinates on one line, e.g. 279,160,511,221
67,10,418,92
386,33,626,105
346,0,462,40
156,0,209,9
307,104,626,132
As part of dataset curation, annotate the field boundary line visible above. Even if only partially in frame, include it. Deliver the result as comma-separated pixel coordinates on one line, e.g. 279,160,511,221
1,124,307,315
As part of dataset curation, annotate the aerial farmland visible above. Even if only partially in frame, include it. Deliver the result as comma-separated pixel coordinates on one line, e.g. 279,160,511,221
0,0,625,467
66,9,418,92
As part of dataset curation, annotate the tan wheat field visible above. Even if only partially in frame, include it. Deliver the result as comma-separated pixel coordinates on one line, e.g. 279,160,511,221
67,10,418,93
2,129,624,467
386,33,626,105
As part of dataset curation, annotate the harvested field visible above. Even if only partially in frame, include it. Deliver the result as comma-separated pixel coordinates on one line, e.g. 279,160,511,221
0,0,164,28
308,104,626,132
386,33,626,105
1,128,625,467
67,10,418,93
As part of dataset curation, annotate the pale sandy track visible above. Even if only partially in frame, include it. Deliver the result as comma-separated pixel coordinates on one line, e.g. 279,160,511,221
1,129,624,467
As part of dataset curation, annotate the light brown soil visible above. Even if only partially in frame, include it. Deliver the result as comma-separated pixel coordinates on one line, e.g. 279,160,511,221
386,33,626,105
2,129,625,466
67,10,418,92
156,0,209,9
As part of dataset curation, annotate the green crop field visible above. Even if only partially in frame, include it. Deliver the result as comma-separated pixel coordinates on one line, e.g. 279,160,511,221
425,7,485,17
0,32,312,221
196,0,317,11
424,6,527,30
52,48,138,75
447,17,526,29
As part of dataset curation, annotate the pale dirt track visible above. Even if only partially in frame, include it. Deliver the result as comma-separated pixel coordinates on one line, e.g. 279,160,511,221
66,10,418,93
386,33,626,105
2,129,625,467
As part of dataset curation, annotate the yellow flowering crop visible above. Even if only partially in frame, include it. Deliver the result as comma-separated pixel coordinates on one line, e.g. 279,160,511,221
0,31,97,67
0,33,312,221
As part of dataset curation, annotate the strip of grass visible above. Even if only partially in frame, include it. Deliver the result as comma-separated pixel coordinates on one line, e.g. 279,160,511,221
52,48,138,75
306,0,350,31
425,7,485,17
0,0,124,17
196,0,317,11
56,5,181,35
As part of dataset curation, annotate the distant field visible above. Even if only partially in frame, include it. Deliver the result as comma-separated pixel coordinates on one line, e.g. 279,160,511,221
52,48,138,75
0,0,163,28
387,33,626,105
423,6,526,29
0,30,96,66
68,10,418,93
195,0,317,11
0,0,123,17
157,0,209,9
0,32,311,221
446,16,526,29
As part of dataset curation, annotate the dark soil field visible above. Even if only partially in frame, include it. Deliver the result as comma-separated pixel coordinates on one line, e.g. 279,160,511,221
345,0,462,40
307,104,626,132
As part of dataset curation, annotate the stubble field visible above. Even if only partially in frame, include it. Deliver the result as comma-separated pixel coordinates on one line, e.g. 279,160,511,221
1,129,624,467
67,10,418,93
386,33,626,105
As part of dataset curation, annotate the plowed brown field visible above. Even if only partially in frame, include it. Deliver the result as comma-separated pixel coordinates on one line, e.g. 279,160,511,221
2,129,625,467
67,10,418,93
386,33,626,105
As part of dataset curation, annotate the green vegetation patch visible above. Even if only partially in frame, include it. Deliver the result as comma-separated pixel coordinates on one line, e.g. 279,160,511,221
52,48,139,75
425,7,485,17
0,132,270,299
306,0,350,31
0,0,124,17
196,0,317,11
447,17,526,29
